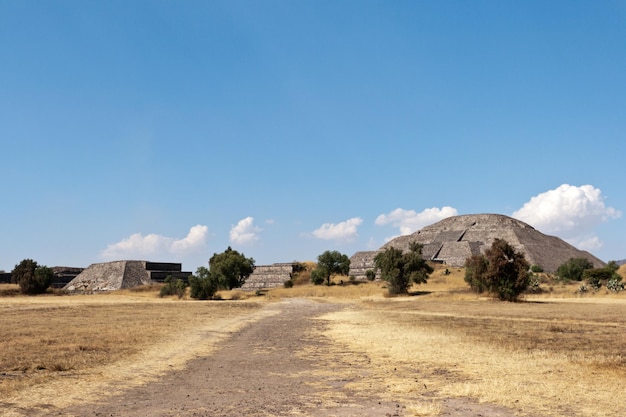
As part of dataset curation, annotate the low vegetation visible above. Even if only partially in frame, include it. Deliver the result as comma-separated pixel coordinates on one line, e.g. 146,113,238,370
158,275,187,298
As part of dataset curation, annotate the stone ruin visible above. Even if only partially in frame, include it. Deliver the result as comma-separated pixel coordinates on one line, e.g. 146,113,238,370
241,263,303,291
64,261,192,292
349,213,605,279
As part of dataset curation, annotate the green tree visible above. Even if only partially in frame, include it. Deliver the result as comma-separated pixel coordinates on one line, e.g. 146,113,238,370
208,247,255,290
315,250,350,286
189,266,219,300
374,242,433,295
464,238,530,301
555,257,594,281
11,259,53,295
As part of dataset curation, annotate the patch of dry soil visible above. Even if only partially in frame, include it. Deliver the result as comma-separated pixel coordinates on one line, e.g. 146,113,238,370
17,299,523,417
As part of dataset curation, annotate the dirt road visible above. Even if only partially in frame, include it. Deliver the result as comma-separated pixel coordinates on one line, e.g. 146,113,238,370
20,299,521,417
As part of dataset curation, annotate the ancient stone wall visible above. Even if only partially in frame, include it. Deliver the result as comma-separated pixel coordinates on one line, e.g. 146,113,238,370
348,251,380,280
121,261,153,288
241,263,297,291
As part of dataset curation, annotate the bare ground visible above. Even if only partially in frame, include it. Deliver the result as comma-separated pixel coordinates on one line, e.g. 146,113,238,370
6,299,524,417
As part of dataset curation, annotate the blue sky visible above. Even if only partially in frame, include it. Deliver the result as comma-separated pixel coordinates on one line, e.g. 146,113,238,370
1,1,624,272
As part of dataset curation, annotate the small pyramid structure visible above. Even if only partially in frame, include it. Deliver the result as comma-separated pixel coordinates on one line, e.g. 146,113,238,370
64,261,191,292
349,214,605,279
241,263,302,291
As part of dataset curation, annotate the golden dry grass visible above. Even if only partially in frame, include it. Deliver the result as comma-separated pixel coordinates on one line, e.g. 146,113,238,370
0,290,268,411
319,295,626,417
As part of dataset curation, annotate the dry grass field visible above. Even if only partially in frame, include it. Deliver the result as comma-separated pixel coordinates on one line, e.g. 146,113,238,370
1,264,626,416
311,266,626,417
272,266,626,416
0,287,268,413
320,297,626,417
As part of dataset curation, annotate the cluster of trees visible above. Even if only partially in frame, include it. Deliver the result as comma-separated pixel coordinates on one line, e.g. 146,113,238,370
556,257,623,292
309,245,434,296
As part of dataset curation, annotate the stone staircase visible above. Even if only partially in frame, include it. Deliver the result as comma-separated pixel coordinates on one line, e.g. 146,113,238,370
241,263,299,291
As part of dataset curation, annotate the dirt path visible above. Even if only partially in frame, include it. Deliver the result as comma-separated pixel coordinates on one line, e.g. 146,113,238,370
23,299,522,417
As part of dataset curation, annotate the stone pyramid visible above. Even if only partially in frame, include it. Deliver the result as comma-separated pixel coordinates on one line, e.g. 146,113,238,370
64,261,153,292
349,214,605,278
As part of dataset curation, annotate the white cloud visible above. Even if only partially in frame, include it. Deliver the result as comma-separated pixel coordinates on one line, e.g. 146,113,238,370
576,236,603,251
512,184,621,249
230,217,262,245
171,225,209,253
102,225,208,260
312,217,363,242
375,206,458,235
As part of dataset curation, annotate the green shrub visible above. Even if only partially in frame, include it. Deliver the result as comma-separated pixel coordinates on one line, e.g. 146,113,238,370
365,269,376,281
530,264,544,273
283,279,294,288
159,276,187,299
311,268,326,285
189,267,219,300
583,268,612,291
526,275,542,293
